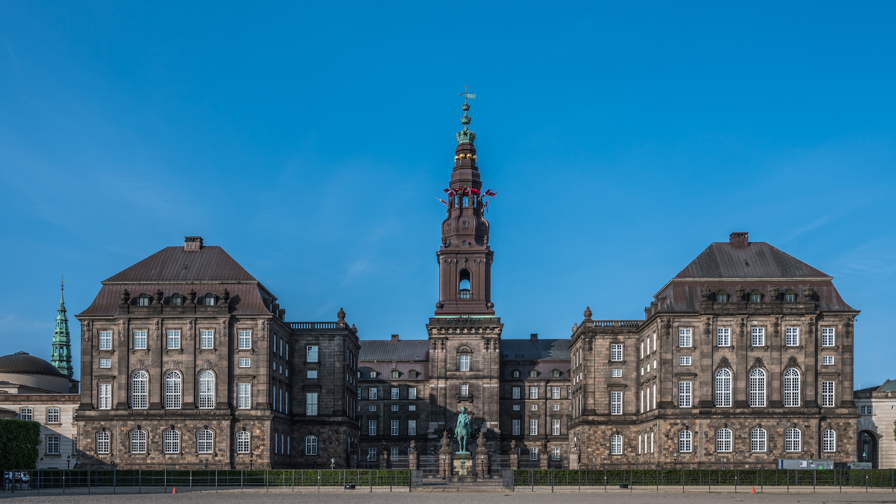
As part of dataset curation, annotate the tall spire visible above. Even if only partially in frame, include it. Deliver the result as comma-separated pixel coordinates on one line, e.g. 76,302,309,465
51,275,73,378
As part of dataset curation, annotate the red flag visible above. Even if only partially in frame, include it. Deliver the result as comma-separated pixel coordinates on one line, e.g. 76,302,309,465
444,188,457,198
467,188,481,195
434,197,449,206
484,189,496,197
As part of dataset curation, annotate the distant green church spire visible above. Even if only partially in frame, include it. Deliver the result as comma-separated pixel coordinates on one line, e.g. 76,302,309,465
51,276,73,378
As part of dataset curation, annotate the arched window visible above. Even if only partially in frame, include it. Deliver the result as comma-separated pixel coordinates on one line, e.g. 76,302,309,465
198,370,215,409
822,429,836,452
130,429,147,453
165,371,182,409
458,351,471,372
716,290,728,303
750,290,762,303
678,430,692,453
784,289,796,303
785,428,801,452
552,370,561,378
131,370,149,409
511,370,521,378
369,370,377,378
170,293,184,306
96,431,110,454
305,435,318,455
610,434,623,455
749,369,766,407
164,429,180,454
236,431,251,453
204,293,216,306
391,370,400,378
459,270,471,299
715,369,732,407
197,429,214,454
784,368,800,407
716,428,732,452
750,428,767,452
137,293,151,306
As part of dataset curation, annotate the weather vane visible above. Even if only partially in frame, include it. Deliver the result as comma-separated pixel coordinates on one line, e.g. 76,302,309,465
458,85,475,103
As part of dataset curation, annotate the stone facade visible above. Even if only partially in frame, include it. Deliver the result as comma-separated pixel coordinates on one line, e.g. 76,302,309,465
855,380,896,468
0,394,80,469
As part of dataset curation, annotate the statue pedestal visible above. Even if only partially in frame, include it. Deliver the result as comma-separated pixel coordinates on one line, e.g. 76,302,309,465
451,452,477,482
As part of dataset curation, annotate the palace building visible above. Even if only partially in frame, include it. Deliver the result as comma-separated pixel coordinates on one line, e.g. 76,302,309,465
75,100,859,470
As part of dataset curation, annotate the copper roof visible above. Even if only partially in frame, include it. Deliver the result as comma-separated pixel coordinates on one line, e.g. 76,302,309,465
0,352,66,377
675,241,829,279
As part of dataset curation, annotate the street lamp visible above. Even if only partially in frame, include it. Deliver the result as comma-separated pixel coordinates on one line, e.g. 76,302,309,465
67,455,71,469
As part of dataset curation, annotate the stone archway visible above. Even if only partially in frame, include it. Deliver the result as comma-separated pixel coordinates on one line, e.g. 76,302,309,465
858,430,879,468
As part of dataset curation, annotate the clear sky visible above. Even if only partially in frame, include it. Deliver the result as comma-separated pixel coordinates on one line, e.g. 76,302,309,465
1,2,893,388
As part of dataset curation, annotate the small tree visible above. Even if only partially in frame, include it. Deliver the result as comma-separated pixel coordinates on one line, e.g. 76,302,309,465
0,419,41,473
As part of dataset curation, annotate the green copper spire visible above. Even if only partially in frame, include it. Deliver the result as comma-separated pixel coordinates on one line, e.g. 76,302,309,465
456,86,476,145
51,276,73,378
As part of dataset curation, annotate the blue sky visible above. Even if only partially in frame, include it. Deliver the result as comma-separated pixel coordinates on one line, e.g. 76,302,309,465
1,2,894,388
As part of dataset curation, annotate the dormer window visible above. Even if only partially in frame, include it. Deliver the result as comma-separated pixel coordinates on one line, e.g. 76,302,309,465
391,370,400,379
750,290,762,303
137,293,151,306
552,370,561,378
409,370,419,379
204,293,216,306
511,370,521,378
784,289,796,303
369,371,377,379
170,293,184,306
529,370,538,378
716,290,728,303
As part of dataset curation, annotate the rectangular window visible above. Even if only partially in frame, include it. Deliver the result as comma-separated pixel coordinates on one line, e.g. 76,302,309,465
408,404,416,411
460,384,469,396
610,435,622,455
391,387,400,399
98,383,112,410
717,328,730,347
369,405,377,411
568,386,571,399
390,419,399,436
369,388,377,400
822,328,835,347
530,447,538,460
97,432,111,454
408,419,417,435
166,330,181,349
200,329,214,349
307,369,318,378
552,386,560,399
679,356,691,366
611,369,622,377
99,331,112,350
785,327,799,347
552,404,560,411
512,404,520,411
459,354,470,371
134,330,147,350
529,386,538,399
99,358,111,369
367,448,377,461
512,386,521,399
368,420,377,436
610,344,623,361
860,405,872,415
306,392,318,416
238,330,252,349
19,408,32,421
551,447,561,460
46,435,60,455
822,355,834,365
307,345,319,363
751,327,765,347
47,408,60,424
552,418,561,435
679,381,692,408
512,419,521,435
822,381,835,407
529,418,538,435
408,387,417,400
237,383,251,409
238,357,250,368
679,328,692,348
610,391,622,415
391,405,398,411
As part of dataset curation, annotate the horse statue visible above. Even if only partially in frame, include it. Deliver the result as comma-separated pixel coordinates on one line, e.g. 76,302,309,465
455,406,471,453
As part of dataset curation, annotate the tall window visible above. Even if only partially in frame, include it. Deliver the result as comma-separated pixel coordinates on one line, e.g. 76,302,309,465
306,392,319,416
552,386,561,399
200,329,214,349
134,330,147,350
529,418,538,435
716,428,732,452
610,391,622,415
529,386,538,399
236,431,250,453
821,328,835,347
130,430,147,453
750,428,767,452
198,370,215,409
784,368,800,407
368,387,377,400
785,428,801,452
391,387,400,399
238,383,251,409
368,448,377,461
715,369,732,407
408,419,417,435
167,330,181,349
785,327,799,346
717,328,730,347
822,430,836,452
552,418,561,435
610,344,623,361
132,371,148,409
198,430,214,454
610,434,623,455
751,327,765,347
46,435,60,454
368,420,377,436
460,384,469,396
238,330,252,349
98,383,112,409
552,447,561,460
19,408,32,421
165,371,182,409
749,369,766,407
96,432,110,454
307,345,319,363
530,447,538,460
164,430,180,454
678,381,692,408
678,430,692,453
679,328,692,348
512,386,521,399
99,330,112,350
408,387,417,400
822,381,835,407
458,354,470,371
512,419,520,435
305,436,318,455
391,419,399,436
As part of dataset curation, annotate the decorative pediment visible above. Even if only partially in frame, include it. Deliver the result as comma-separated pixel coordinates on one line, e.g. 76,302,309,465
717,356,731,369
786,356,800,369
751,357,765,370
168,360,181,371
134,359,146,370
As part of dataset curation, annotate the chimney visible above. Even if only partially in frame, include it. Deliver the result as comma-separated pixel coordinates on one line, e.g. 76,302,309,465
530,333,538,340
729,232,749,248
185,236,203,252
391,334,399,343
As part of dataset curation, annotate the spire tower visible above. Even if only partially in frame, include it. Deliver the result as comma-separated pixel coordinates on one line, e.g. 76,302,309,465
51,276,73,378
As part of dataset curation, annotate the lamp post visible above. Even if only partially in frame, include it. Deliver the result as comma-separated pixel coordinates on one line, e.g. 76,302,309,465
67,455,71,469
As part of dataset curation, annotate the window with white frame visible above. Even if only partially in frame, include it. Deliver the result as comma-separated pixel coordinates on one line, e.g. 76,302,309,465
610,434,623,455
306,392,319,416
130,429,147,453
46,435,60,455
238,358,251,368
390,447,399,459
132,370,148,409
822,356,834,365
198,429,214,454
167,330,181,349
391,387,400,399
610,391,622,415
552,386,560,399
99,330,112,350
19,408,32,421
198,370,215,409
98,383,112,409
236,431,250,453
165,371,182,409
785,428,801,452
611,369,622,377
530,447,538,460
306,345,319,363
680,356,691,366
408,419,417,435
409,387,417,400
785,327,799,346
860,405,873,415
460,384,469,396
369,405,377,411
238,330,251,349
238,383,251,409
513,405,520,411
751,327,765,347
369,387,377,400
750,428,767,452
368,420,377,436
716,428,732,452
679,430,692,453
391,419,399,436
164,429,180,454
528,369,538,378
749,368,766,407
512,386,521,399
715,369,732,407
99,358,111,368
822,429,836,452
822,381,835,407
200,329,214,349
822,327,835,347
47,407,60,423
610,344,623,361
307,369,318,378
678,381,692,408
512,419,520,435
134,330,147,350
552,418,561,435
717,328,730,347
646,338,650,354
551,447,561,460
784,368,800,407
96,431,110,454
458,354,470,371
529,418,538,435
552,404,560,411
367,448,377,461
679,328,692,348
529,386,538,399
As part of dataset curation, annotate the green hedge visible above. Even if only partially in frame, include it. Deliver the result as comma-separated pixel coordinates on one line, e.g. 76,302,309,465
0,419,40,472
512,469,896,487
